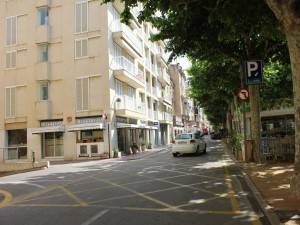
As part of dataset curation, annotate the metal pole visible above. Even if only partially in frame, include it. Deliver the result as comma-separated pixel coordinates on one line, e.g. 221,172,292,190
108,123,111,158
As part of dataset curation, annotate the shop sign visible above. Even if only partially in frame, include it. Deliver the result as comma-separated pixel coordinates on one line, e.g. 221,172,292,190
41,120,63,127
153,121,160,128
76,117,102,124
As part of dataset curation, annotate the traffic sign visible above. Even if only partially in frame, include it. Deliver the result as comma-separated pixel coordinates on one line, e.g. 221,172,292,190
238,88,249,101
244,60,263,85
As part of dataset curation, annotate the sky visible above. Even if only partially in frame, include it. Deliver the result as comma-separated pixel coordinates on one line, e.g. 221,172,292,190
173,56,191,72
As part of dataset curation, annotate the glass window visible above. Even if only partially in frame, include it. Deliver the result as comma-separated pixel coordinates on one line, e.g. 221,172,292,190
80,145,88,155
8,129,27,146
40,82,49,100
42,132,63,158
77,130,104,143
75,1,88,33
6,16,17,45
38,7,48,26
38,45,48,62
91,145,98,154
175,133,192,140
6,51,16,68
75,39,88,58
76,77,89,111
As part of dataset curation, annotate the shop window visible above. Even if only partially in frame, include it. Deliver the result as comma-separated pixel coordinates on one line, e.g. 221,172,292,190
91,145,98,154
80,145,88,155
42,132,63,158
8,129,27,146
77,130,103,143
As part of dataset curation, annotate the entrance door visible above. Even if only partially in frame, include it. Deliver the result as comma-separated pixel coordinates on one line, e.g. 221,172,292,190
42,132,64,158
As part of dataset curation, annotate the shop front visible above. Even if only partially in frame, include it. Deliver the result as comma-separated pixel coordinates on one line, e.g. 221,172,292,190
32,120,65,160
117,117,157,154
67,117,106,158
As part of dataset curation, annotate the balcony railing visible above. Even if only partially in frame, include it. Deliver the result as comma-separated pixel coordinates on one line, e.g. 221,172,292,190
112,56,135,75
112,20,143,54
152,86,158,97
146,82,152,93
137,103,146,114
148,109,153,119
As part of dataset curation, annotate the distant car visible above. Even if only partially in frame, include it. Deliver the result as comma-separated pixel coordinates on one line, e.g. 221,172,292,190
171,132,207,157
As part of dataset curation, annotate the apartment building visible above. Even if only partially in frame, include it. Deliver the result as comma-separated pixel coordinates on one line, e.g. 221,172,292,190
0,0,173,163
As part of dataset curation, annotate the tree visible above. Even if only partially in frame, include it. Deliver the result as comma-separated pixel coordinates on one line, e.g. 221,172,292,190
101,0,300,195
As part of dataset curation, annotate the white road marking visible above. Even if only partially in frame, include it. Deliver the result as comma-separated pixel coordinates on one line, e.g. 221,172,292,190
80,209,109,225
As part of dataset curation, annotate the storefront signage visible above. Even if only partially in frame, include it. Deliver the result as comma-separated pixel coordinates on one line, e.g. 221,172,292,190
153,121,160,127
76,117,102,124
129,118,138,124
41,120,63,127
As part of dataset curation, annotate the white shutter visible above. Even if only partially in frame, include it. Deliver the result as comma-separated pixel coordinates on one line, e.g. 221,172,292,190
6,18,12,45
82,2,88,32
82,77,89,110
75,40,81,58
75,3,82,33
11,16,17,45
5,88,10,117
76,79,83,111
11,51,16,67
6,52,11,68
81,39,88,57
11,88,16,117
6,17,17,45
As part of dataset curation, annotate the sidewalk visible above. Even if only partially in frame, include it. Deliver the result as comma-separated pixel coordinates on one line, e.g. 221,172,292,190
240,162,300,225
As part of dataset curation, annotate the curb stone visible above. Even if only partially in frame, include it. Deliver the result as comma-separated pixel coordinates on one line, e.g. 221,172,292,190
223,142,283,225
123,147,169,160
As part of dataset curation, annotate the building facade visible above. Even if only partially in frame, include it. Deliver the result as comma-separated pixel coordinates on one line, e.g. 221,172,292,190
0,0,173,163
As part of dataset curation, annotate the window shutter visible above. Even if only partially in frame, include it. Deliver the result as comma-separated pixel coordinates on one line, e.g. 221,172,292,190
5,88,10,117
75,3,81,33
82,39,88,57
75,40,81,58
82,2,88,32
6,18,12,45
76,79,83,111
11,17,17,45
11,88,16,117
82,78,89,110
11,51,16,67
6,52,11,68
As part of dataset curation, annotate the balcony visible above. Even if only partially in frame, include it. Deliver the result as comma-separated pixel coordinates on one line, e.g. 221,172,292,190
159,112,173,124
146,82,152,93
112,56,145,89
116,97,145,119
35,25,50,44
112,20,143,58
152,86,158,97
153,111,158,120
174,116,184,127
158,68,171,86
148,109,153,120
35,62,49,80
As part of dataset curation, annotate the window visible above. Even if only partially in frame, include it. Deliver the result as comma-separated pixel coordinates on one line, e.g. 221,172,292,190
39,82,49,100
42,132,63,158
6,51,16,69
75,39,88,58
38,45,48,62
5,87,16,118
76,77,89,111
75,1,88,33
77,130,104,143
38,7,49,26
6,16,17,45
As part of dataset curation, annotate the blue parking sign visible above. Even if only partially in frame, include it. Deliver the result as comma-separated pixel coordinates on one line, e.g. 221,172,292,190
244,60,263,85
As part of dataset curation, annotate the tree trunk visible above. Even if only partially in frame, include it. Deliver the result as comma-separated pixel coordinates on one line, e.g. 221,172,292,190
286,32,300,197
248,85,261,162
265,0,300,197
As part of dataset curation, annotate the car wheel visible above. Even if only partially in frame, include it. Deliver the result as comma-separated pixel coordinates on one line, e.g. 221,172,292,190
203,144,207,154
173,153,178,157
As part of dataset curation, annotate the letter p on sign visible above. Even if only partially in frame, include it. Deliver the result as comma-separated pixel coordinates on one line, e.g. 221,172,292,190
244,60,263,85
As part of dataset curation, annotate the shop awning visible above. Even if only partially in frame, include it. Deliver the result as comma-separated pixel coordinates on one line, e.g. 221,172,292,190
67,123,105,132
117,123,139,128
32,126,65,134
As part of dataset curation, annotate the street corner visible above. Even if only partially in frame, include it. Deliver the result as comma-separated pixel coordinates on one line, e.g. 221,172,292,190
0,189,13,208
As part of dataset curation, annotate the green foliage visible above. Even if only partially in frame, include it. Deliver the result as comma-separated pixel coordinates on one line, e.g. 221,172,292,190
260,60,293,110
230,132,243,151
188,57,240,127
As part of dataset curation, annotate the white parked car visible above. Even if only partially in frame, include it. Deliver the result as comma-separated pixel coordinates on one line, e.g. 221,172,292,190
171,132,207,157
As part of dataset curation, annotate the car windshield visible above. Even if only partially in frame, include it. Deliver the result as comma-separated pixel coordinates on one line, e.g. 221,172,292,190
175,134,192,140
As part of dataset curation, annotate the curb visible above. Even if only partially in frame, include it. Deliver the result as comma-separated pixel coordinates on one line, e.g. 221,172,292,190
122,147,169,160
223,142,282,225
240,169,283,225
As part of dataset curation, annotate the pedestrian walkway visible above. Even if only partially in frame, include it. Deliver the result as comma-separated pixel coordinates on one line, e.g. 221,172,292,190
242,163,300,225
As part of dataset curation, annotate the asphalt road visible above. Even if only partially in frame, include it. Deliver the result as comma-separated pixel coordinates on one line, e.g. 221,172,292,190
0,139,270,225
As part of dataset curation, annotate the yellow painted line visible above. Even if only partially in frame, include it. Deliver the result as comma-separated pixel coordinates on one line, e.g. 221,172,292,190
223,165,240,212
173,194,228,209
13,204,82,207
102,179,176,210
59,186,88,207
0,189,13,208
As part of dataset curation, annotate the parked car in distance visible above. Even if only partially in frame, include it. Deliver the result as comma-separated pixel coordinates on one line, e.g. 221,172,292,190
171,132,207,157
